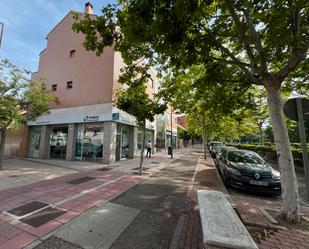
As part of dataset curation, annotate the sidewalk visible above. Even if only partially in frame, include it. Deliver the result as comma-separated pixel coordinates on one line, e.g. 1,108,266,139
0,149,186,190
0,149,186,249
2,149,308,249
182,153,309,249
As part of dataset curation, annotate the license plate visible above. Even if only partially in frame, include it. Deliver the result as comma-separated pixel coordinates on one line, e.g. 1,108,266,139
250,180,268,186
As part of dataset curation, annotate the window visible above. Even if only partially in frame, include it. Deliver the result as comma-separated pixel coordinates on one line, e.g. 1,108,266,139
67,81,73,89
52,84,57,91
69,49,76,58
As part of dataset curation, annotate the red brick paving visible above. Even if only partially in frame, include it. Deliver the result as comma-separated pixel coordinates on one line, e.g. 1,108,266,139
0,169,143,249
178,155,309,249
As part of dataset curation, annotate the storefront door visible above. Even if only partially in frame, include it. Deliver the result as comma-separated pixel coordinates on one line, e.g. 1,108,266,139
75,123,104,161
28,127,41,158
116,125,129,161
50,127,68,159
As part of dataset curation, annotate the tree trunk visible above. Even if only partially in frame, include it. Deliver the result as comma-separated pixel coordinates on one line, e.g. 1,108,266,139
259,125,263,144
266,84,299,222
201,115,207,159
139,122,146,175
237,120,241,143
0,129,6,171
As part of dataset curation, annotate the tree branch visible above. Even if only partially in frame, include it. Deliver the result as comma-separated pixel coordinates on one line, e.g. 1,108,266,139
224,0,260,74
215,43,262,85
208,56,250,67
275,41,309,81
242,4,268,74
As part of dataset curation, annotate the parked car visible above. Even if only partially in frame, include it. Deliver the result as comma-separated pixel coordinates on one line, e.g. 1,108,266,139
217,149,281,195
215,146,237,167
209,142,223,158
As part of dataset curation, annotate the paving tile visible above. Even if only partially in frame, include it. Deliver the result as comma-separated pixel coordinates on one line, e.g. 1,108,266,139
54,210,80,224
0,213,15,223
69,202,94,213
17,220,63,237
36,194,64,204
58,200,84,211
0,232,37,249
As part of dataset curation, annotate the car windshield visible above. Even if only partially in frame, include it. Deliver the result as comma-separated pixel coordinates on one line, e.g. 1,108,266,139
228,151,265,164
212,143,222,149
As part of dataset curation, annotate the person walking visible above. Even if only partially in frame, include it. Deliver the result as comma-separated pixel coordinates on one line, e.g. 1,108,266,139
146,140,152,158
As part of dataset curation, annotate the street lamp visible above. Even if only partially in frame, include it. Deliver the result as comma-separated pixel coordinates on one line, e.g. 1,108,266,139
0,22,3,48
169,108,183,159
170,107,173,159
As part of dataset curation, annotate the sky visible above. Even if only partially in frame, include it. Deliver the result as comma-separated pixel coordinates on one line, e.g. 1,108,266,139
0,0,114,72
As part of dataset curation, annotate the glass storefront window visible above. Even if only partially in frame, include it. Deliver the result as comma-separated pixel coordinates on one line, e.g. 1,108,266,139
50,127,68,159
136,129,152,157
116,125,130,160
28,127,41,158
75,123,104,161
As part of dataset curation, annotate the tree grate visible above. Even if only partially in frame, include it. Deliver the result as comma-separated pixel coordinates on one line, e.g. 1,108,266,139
7,201,49,217
150,161,160,164
8,175,19,178
97,167,112,171
132,167,150,171
66,176,95,185
21,207,66,227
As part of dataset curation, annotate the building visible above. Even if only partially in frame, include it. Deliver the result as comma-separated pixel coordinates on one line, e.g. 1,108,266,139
13,3,157,164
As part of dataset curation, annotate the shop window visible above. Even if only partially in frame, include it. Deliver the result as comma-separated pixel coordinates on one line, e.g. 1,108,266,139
28,127,41,158
69,49,76,58
75,123,104,161
52,84,57,91
67,81,73,89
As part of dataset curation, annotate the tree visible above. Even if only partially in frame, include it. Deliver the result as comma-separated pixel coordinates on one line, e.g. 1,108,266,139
0,59,55,170
160,63,254,156
72,0,308,222
115,64,166,175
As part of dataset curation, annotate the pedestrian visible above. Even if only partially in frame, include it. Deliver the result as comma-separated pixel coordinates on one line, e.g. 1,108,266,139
146,140,152,158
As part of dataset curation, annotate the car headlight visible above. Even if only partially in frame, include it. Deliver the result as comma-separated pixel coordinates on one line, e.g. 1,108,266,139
271,169,280,180
227,167,242,176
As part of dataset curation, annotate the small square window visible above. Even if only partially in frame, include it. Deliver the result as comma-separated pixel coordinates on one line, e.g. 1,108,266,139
67,81,73,89
52,84,57,91
69,49,76,58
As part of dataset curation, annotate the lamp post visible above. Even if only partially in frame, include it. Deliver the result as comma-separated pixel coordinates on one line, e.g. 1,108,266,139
170,107,173,159
0,22,3,48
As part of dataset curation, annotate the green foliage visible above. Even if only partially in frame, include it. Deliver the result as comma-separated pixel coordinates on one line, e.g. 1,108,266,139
115,68,166,127
0,58,55,130
228,143,308,167
73,11,166,129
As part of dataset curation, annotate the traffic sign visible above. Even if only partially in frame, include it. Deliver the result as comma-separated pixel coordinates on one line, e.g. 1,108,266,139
283,98,309,121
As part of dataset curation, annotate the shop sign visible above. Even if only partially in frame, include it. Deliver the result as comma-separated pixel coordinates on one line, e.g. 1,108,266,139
112,113,120,120
83,115,99,122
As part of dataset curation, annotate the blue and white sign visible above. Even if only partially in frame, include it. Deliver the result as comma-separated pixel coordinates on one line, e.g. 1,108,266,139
112,113,120,121
83,115,99,122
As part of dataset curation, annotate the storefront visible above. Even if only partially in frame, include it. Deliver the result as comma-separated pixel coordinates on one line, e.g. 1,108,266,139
75,123,104,161
26,104,155,163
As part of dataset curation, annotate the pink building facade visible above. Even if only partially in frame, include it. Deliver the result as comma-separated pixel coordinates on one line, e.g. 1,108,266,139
23,3,156,163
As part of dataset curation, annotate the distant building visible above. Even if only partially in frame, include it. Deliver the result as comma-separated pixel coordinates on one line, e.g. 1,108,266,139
10,3,157,163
